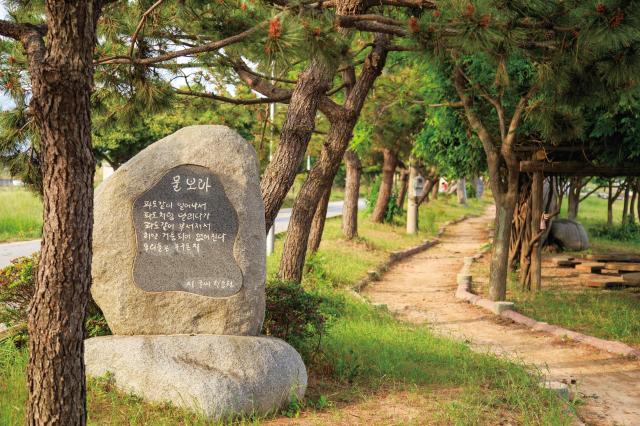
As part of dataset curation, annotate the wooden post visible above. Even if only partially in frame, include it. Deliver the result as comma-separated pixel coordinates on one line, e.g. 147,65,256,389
531,171,544,290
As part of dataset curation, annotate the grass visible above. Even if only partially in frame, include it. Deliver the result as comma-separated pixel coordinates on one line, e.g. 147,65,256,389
0,194,574,425
508,283,640,347
0,188,42,243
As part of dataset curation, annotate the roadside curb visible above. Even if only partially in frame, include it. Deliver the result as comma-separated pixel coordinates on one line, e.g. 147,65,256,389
455,250,640,360
353,214,472,293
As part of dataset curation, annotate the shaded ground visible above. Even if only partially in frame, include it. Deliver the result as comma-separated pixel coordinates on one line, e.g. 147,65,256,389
363,206,640,426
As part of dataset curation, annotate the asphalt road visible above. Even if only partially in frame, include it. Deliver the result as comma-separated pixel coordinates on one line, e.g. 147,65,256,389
0,199,365,268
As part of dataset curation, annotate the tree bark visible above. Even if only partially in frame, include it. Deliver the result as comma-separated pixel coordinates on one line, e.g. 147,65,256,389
453,66,530,302
567,176,581,221
417,175,437,206
509,176,531,272
396,169,409,209
490,200,517,301
22,2,103,424
279,117,358,282
431,178,439,199
637,181,640,222
623,179,630,223
530,171,544,291
370,148,398,223
260,58,333,232
342,149,361,239
555,177,567,212
456,177,467,204
308,186,331,253
629,179,637,223
278,35,389,283
608,180,616,227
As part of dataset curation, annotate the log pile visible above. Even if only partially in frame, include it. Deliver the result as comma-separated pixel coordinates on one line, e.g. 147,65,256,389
552,255,640,288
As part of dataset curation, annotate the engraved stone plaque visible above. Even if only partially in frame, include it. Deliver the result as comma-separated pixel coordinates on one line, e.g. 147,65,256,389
132,164,243,297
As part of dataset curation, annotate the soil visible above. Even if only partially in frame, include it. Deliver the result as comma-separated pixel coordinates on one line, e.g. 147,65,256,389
363,206,640,426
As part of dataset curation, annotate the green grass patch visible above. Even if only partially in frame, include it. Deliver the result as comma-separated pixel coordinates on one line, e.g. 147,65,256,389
506,278,640,347
0,188,42,243
473,261,640,348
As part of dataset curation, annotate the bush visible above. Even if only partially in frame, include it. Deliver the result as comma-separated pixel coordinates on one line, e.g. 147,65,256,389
263,280,327,355
365,175,382,213
0,254,37,326
0,253,111,338
590,219,640,241
365,175,402,223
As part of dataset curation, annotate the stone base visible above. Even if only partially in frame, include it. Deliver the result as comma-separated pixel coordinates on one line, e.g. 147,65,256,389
85,335,307,419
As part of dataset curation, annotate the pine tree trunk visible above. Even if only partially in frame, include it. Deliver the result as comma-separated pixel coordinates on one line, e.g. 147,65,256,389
342,149,361,239
530,171,543,291
370,149,397,223
629,180,637,223
278,35,389,283
608,180,615,227
510,177,531,272
431,177,439,200
308,187,331,253
636,181,640,222
396,169,409,209
567,177,581,221
279,118,357,282
555,177,566,213
622,180,630,223
260,58,333,232
417,176,437,206
456,177,467,204
25,2,101,424
490,199,517,301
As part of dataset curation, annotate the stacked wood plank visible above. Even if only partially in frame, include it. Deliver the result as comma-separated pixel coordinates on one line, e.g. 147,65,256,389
550,254,640,288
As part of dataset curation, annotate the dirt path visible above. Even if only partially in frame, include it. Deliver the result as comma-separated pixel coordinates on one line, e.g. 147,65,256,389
363,206,640,426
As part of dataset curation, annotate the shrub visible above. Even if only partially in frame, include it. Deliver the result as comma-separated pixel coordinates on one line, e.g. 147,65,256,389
365,175,382,213
0,254,37,326
590,220,640,241
263,280,327,355
365,175,402,223
0,253,111,338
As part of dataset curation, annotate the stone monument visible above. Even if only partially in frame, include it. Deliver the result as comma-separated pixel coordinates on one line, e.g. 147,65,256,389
85,125,307,419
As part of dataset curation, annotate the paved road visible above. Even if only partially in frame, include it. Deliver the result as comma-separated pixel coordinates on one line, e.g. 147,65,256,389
0,199,365,268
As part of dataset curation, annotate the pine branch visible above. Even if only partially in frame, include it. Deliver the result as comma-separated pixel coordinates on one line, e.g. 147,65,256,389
368,0,436,8
579,184,604,202
388,44,419,51
230,58,295,100
326,82,347,96
128,0,165,59
0,20,46,41
174,89,291,105
223,59,297,84
428,101,463,108
336,15,407,37
318,96,346,122
96,20,269,65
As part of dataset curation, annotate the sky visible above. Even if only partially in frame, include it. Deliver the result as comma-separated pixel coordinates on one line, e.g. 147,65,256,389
0,4,11,110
